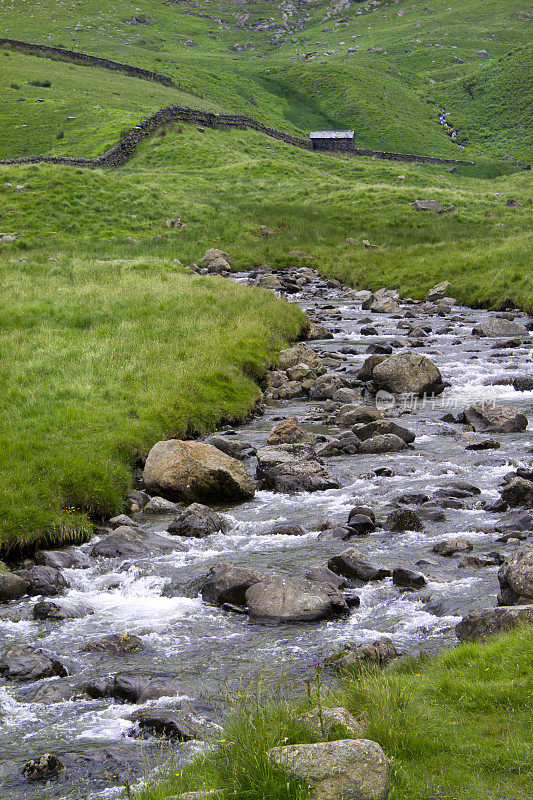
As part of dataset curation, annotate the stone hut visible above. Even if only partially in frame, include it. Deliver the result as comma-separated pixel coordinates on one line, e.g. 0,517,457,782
310,130,355,151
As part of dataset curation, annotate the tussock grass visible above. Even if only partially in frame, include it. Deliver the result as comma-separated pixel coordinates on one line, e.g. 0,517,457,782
0,258,304,554
136,628,533,800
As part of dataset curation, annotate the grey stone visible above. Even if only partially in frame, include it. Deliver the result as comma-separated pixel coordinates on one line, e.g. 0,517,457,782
245,576,349,623
456,605,533,641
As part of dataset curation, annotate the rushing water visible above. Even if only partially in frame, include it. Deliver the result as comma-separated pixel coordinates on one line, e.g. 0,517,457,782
1,271,531,799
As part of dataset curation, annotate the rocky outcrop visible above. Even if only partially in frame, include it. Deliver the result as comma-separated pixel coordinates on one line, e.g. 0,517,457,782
143,440,256,503
267,739,391,800
498,543,533,605
456,605,533,641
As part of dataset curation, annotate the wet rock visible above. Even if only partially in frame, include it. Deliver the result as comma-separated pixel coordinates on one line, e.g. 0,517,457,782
167,503,227,538
498,543,533,605
472,318,528,337
0,644,69,681
109,513,136,527
143,440,256,504
462,403,528,433
395,492,429,506
465,438,501,450
267,416,314,445
34,549,90,569
318,526,357,541
307,322,333,340
417,502,446,522
456,606,533,642
412,199,443,212
337,403,383,426
500,477,533,508
309,373,348,400
26,680,85,704
295,707,363,738
346,514,376,535
348,506,376,525
20,565,68,596
366,296,400,314
432,537,473,556
305,566,349,589
207,435,255,460
358,433,408,454
0,572,27,602
372,352,445,396
267,739,391,800
143,496,181,514
130,708,219,741
332,387,364,405
426,281,450,301
22,753,64,782
512,375,533,392
354,419,415,444
256,445,340,493
138,679,189,704
458,554,502,569
392,568,426,589
82,634,144,655
91,526,186,558
495,510,533,532
245,576,349,623
385,509,423,532
328,549,391,582
33,599,94,620
264,523,306,536
199,563,265,606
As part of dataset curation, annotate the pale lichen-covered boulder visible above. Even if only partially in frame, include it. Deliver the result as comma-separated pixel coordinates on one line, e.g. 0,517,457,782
295,707,363,739
267,739,391,800
472,318,528,338
372,352,444,396
143,440,256,503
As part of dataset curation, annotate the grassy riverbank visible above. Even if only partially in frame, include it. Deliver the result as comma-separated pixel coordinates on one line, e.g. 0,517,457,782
136,627,533,800
0,260,304,555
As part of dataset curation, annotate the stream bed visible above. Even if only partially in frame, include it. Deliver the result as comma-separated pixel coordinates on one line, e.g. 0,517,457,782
1,268,531,799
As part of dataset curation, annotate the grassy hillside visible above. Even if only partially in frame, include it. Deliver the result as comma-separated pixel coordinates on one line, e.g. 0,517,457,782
136,626,533,800
1,0,530,159
0,0,531,552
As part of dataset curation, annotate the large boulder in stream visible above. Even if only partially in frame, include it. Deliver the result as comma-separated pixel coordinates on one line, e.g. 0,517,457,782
267,739,391,800
372,352,445,396
245,576,349,624
462,404,528,433
498,543,533,605
20,565,68,596
199,563,265,606
472,318,528,338
143,440,256,503
256,445,340,493
0,644,69,681
0,572,27,602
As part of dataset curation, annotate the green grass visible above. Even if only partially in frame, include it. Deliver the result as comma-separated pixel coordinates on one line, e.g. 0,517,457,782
0,257,304,554
136,627,533,800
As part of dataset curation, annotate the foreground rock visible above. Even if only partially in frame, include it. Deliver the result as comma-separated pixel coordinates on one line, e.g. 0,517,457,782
91,526,186,558
245,576,349,623
0,645,69,681
498,543,533,605
143,440,256,503
462,404,528,433
372,352,445,396
267,739,391,800
456,605,533,641
256,445,339,493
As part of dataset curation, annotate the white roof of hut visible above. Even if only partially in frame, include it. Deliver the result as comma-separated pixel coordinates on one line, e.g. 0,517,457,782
309,130,355,139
